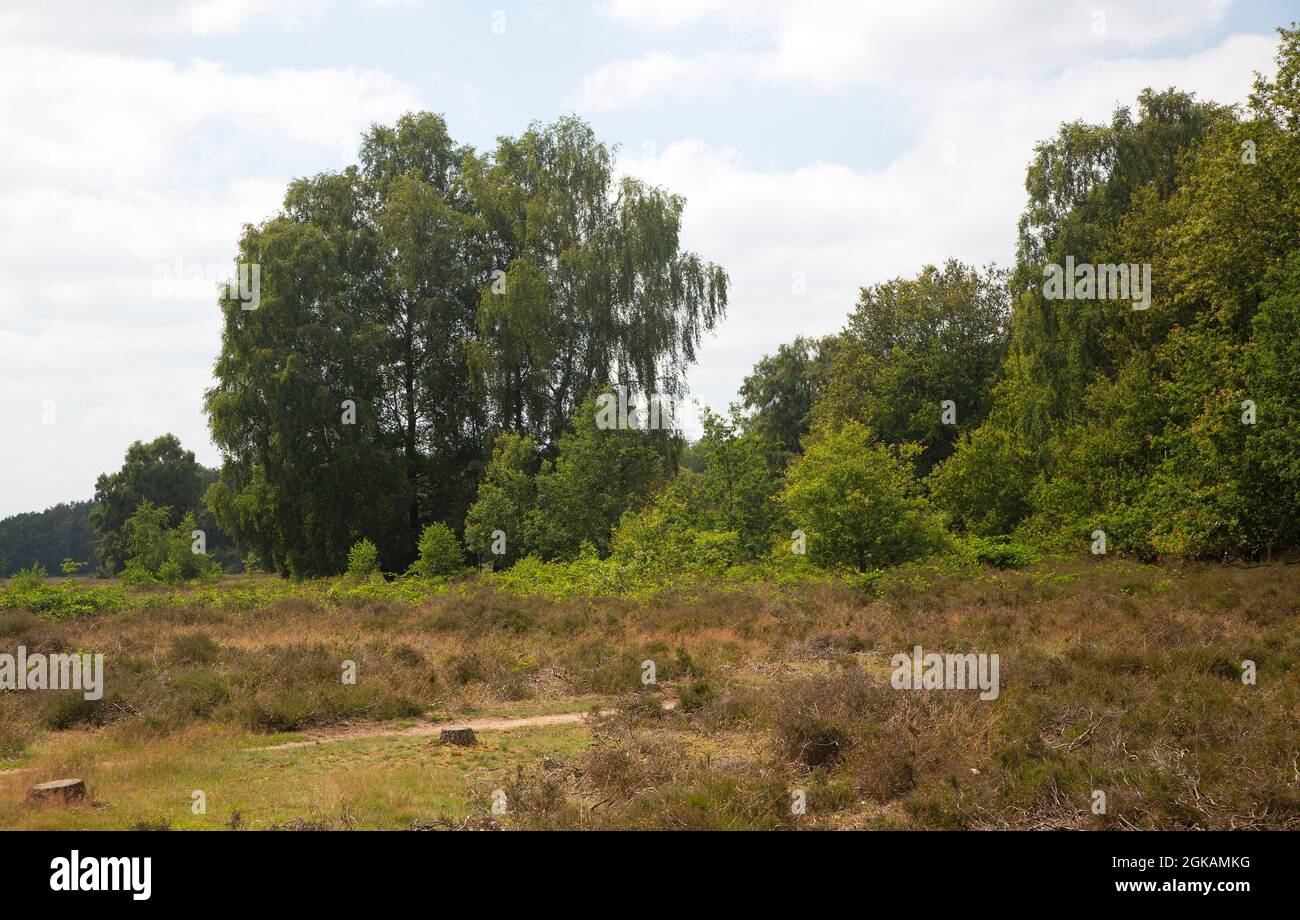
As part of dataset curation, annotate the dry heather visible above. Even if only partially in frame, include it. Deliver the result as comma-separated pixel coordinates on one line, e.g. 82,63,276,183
1,557,1297,830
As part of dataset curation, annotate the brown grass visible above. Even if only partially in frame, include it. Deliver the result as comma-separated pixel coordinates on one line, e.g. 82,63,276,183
1,557,1296,829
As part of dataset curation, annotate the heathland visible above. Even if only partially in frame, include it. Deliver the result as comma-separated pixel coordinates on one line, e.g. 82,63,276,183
1,556,1295,830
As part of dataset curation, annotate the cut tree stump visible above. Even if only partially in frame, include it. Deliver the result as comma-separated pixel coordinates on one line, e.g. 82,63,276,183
439,728,478,747
28,778,87,804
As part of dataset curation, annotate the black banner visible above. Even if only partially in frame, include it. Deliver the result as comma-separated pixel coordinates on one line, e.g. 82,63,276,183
0,830,1286,907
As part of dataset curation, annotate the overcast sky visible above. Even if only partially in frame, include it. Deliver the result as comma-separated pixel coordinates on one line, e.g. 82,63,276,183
0,0,1292,519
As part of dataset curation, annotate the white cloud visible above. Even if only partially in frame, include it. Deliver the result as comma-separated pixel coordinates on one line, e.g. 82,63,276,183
581,0,1237,110
0,0,317,45
572,52,743,111
616,31,1278,416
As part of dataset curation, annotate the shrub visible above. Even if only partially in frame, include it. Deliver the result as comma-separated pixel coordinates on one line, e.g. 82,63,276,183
524,400,664,560
679,679,719,713
346,539,381,581
411,523,464,578
122,503,221,583
961,535,1039,569
768,669,883,768
169,632,220,665
10,564,47,591
610,482,743,577
781,422,945,570
464,432,536,566
445,652,487,685
929,411,1037,537
42,693,108,731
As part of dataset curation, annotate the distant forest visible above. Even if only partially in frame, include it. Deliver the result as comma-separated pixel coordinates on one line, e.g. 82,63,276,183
0,502,96,577
0,434,238,578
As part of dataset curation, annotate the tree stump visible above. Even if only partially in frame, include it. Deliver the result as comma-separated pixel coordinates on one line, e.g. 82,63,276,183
28,778,87,804
439,728,477,747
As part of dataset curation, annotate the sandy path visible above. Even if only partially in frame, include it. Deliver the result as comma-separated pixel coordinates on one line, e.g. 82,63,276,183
0,712,607,776
0,699,678,772
256,698,679,752
256,709,610,751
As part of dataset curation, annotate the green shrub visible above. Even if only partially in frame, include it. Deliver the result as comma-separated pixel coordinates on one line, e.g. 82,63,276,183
464,432,536,566
42,693,108,731
679,679,719,713
781,422,945,570
929,410,1037,537
9,564,48,591
171,674,230,718
961,535,1039,569
524,400,664,560
411,523,464,578
122,503,221,584
610,484,742,577
346,539,381,581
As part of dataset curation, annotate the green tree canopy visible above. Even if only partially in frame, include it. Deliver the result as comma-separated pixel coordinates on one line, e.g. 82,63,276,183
0,502,96,578
206,113,726,577
91,434,213,573
467,117,728,449
781,422,943,571
813,261,1009,475
740,335,835,464
524,398,666,560
464,431,538,566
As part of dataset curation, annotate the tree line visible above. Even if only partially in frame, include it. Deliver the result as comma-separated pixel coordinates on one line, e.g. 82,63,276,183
745,25,1300,564
6,25,1296,581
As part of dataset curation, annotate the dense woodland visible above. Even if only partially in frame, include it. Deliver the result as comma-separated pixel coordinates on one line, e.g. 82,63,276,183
5,26,1299,583
0,502,96,578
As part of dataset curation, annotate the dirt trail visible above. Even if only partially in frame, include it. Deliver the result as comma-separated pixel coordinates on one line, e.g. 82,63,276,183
0,700,680,772
256,699,677,752
0,711,611,776
257,710,605,751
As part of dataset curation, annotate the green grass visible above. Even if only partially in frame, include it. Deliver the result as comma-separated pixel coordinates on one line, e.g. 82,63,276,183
2,720,595,830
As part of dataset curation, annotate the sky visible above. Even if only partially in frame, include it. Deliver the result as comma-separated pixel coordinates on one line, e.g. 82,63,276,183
0,0,1293,519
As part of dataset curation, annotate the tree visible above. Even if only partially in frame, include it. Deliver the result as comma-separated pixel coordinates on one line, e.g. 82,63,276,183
412,522,466,577
929,384,1039,537
464,432,537,566
931,88,1237,537
206,113,727,577
696,407,782,557
206,113,476,577
740,335,835,464
1241,252,1300,554
524,398,665,559
0,501,96,578
91,435,212,573
780,422,944,570
466,116,728,449
813,261,1009,476
346,539,381,582
1009,88,1231,429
